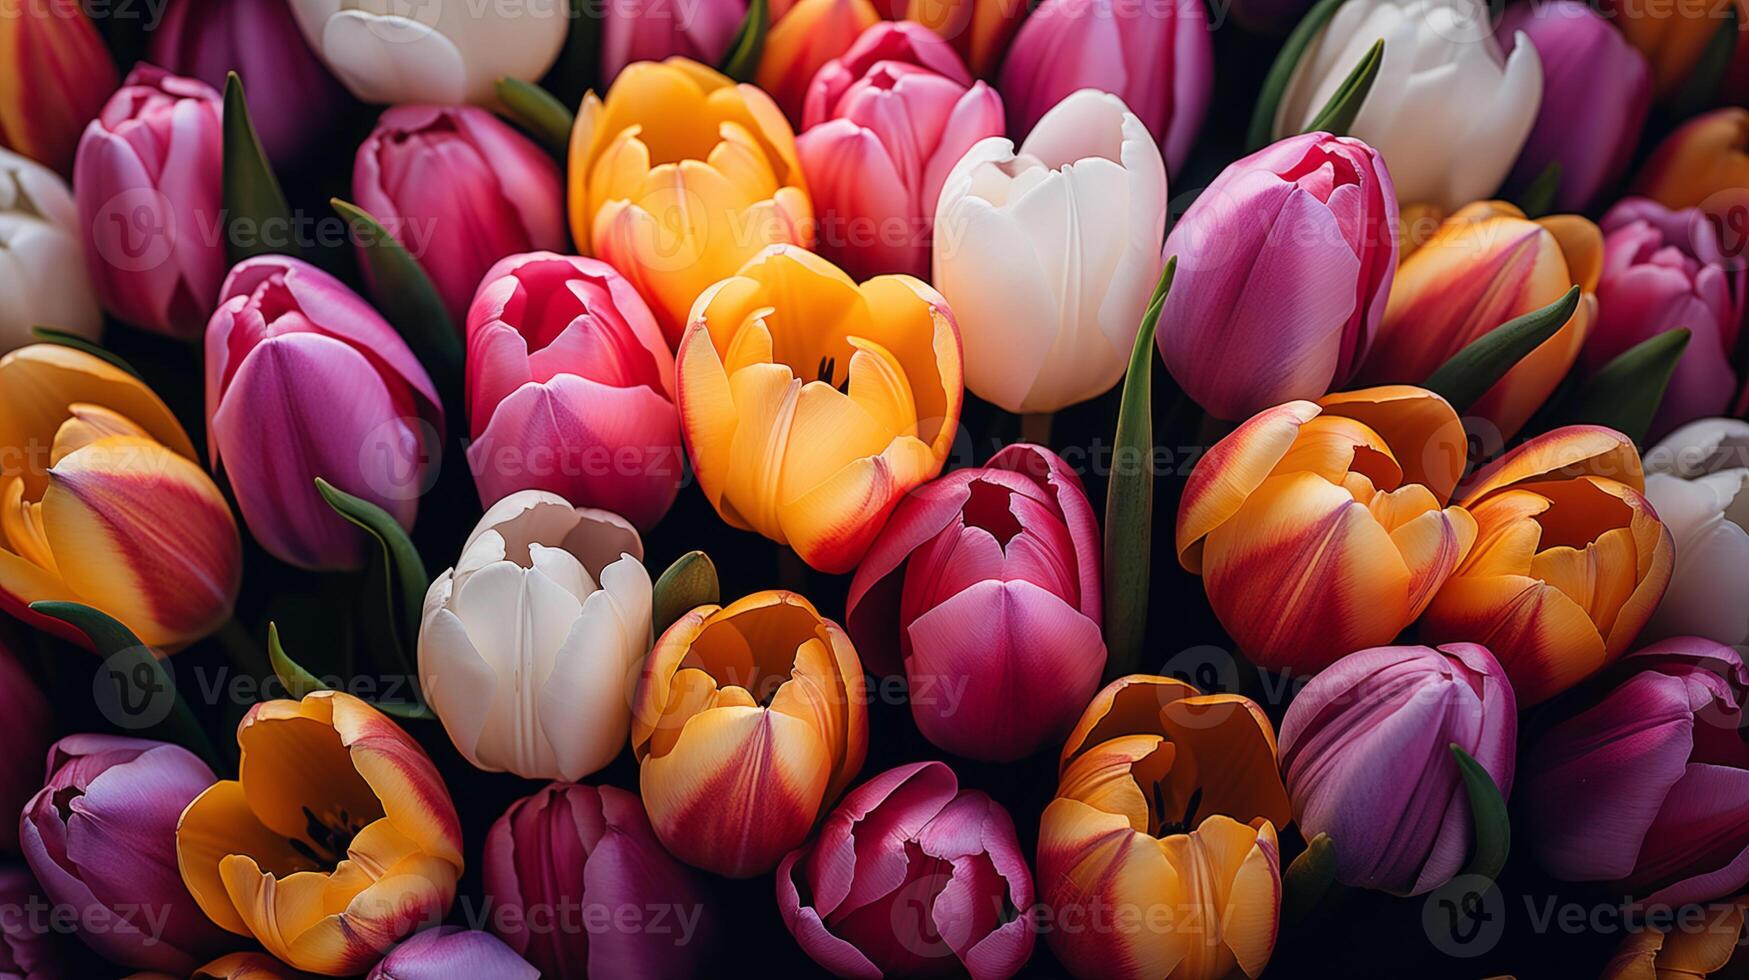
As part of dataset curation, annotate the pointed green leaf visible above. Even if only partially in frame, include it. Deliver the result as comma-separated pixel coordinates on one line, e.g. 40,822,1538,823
1673,5,1739,120
1282,833,1340,925
653,551,721,637
1515,161,1562,219
222,72,296,264
1247,0,1350,149
269,622,435,719
315,477,427,679
719,0,769,83
495,77,574,158
1421,286,1580,413
1452,744,1510,881
1302,39,1383,137
1553,328,1691,445
29,327,140,377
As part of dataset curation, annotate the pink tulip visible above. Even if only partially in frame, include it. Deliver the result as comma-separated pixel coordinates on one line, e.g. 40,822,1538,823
74,65,223,338
846,443,1104,761
353,106,566,328
0,865,76,978
1158,132,1397,421
797,22,1003,279
777,761,1034,979
997,0,1212,175
206,255,444,570
464,252,681,530
600,0,748,83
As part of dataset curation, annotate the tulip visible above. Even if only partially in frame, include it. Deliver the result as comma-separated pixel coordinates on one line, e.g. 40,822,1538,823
284,0,568,106
0,344,241,649
1585,199,1746,438
0,0,116,174
1496,3,1652,214
1278,643,1516,896
845,444,1103,760
632,590,867,877
1641,419,1749,646
463,253,681,529
1273,0,1541,211
354,106,567,328
1523,638,1749,906
420,490,652,782
1177,386,1474,674
777,761,1034,978
74,66,224,339
1604,0,1749,100
20,736,227,972
148,0,347,169
1359,202,1602,440
569,58,814,343
1037,675,1290,980
894,0,1027,76
1159,132,1397,421
0,147,101,351
798,22,1004,280
366,928,535,980
757,0,881,122
0,865,78,977
482,782,713,977
1602,898,1749,980
601,0,748,83
187,953,319,979
678,246,962,572
0,639,50,853
1633,107,1749,217
175,691,464,975
934,90,1166,414
205,256,444,572
1421,426,1674,705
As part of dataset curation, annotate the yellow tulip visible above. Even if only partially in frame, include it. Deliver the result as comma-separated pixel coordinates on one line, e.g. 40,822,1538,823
900,0,1028,76
189,953,318,979
755,0,880,120
1632,107,1749,216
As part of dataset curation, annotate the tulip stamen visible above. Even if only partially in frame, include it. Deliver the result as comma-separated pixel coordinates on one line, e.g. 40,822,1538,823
288,805,366,871
1148,783,1203,838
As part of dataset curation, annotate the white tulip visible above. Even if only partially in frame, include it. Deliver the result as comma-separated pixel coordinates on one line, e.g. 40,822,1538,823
1642,418,1749,646
419,490,653,781
0,148,101,352
286,0,569,106
933,89,1167,415
1272,0,1542,211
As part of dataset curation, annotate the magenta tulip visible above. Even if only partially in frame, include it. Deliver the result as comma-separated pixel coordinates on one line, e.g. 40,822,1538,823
997,0,1212,175
0,640,51,854
1158,132,1397,421
0,865,76,978
464,251,681,530
797,22,1003,279
19,736,228,973
1278,643,1516,896
366,928,536,980
353,106,566,327
73,65,223,338
846,443,1103,761
206,255,444,570
600,0,748,84
777,761,1034,979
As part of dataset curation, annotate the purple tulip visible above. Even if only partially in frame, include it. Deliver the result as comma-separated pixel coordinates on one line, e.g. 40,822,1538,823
600,0,747,84
205,255,444,571
366,927,536,980
1278,643,1517,896
482,783,714,979
1524,637,1749,906
19,736,228,973
73,65,223,338
0,641,51,854
846,444,1104,761
1497,2,1651,213
0,865,76,979
777,762,1034,979
1157,132,1398,421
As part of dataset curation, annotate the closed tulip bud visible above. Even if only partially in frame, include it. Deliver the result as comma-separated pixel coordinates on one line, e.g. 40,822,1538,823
464,253,681,529
483,782,713,978
366,928,535,980
1523,638,1749,906
1279,643,1516,896
935,90,1166,414
632,591,868,877
1641,419,1749,646
205,256,443,571
0,148,100,351
0,344,241,649
1274,0,1541,211
1634,107,1749,216
20,736,228,973
1178,386,1474,674
74,66,224,338
798,22,1004,280
0,0,116,174
777,761,1035,978
1360,202,1603,440
0,865,78,978
0,639,51,853
569,58,814,343
1038,675,1291,980
1603,0,1749,101
1602,898,1749,980
284,0,567,105
1160,132,1397,421
846,444,1103,761
601,0,747,83
1422,427,1675,705
894,0,1026,76
420,490,653,782
757,0,881,122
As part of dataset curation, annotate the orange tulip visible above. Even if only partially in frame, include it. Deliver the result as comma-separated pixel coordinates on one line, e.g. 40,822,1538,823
0,344,240,648
1606,0,1749,100
1601,895,1748,980
175,692,464,976
1421,427,1675,705
898,0,1027,76
1037,675,1290,980
1632,107,1749,217
755,0,880,121
677,245,963,572
0,0,117,173
1176,386,1475,674
631,590,867,878
568,58,813,344
188,953,319,979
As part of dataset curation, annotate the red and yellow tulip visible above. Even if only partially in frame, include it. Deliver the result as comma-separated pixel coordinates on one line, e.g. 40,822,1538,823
1632,107,1749,216
756,0,880,121
0,0,116,173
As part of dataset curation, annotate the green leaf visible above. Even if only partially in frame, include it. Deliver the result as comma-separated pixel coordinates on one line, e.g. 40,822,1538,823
495,77,574,158
1452,744,1510,881
1103,257,1174,681
719,0,769,83
1421,286,1580,413
1515,161,1562,219
222,72,296,265
29,327,140,377
1553,328,1691,445
269,622,436,720
315,478,427,679
1247,0,1349,150
653,551,721,637
1302,39,1382,137
1282,833,1340,925
1673,5,1739,120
